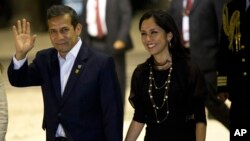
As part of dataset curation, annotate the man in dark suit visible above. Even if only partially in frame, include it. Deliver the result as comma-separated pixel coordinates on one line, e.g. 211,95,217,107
8,5,123,141
217,0,250,140
168,0,230,129
82,0,133,103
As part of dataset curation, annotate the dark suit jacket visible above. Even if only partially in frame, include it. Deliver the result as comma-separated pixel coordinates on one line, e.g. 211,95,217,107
168,0,227,72
8,43,123,141
82,0,133,55
217,0,250,101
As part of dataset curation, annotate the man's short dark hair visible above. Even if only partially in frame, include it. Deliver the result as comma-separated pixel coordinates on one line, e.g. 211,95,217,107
47,5,79,28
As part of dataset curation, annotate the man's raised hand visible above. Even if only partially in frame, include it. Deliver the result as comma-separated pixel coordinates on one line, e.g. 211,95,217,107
12,19,37,60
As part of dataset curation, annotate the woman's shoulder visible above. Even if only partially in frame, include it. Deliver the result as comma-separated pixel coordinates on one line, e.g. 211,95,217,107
132,58,151,79
173,56,201,74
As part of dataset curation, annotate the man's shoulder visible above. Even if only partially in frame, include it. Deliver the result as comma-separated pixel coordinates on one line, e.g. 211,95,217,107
31,48,58,63
87,47,111,60
36,47,57,56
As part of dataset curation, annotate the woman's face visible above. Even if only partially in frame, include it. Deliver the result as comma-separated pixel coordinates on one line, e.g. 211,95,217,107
140,17,170,56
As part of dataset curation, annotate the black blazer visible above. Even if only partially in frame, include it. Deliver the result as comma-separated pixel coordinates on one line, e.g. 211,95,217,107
8,43,123,141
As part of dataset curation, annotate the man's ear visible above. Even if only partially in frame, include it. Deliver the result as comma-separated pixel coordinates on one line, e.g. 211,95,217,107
76,23,82,35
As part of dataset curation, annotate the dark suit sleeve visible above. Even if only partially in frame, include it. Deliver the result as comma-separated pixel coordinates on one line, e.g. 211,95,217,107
8,57,41,87
117,0,132,42
129,66,147,123
189,63,207,124
99,57,123,141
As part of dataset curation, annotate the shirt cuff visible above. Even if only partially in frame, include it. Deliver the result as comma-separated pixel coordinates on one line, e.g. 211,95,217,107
13,56,27,70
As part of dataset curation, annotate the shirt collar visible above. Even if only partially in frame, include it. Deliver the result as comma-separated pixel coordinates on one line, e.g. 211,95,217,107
247,0,250,10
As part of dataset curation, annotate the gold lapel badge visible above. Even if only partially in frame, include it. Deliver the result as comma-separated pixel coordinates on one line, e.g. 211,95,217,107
75,65,82,74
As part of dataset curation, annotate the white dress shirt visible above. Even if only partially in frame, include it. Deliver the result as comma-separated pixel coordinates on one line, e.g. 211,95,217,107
86,0,107,37
246,0,250,11
182,0,194,45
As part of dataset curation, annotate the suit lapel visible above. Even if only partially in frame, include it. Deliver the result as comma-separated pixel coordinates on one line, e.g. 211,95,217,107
50,50,62,102
61,44,89,104
106,0,110,12
190,0,200,14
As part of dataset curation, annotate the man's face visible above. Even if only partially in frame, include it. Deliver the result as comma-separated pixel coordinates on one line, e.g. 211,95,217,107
48,14,82,58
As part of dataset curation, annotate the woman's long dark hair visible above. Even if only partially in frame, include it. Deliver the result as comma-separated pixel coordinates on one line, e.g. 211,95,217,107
139,9,189,58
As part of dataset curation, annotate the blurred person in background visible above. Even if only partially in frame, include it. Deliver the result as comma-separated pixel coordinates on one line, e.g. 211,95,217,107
217,0,250,140
130,0,161,16
0,63,8,141
168,0,230,129
82,0,134,104
62,0,83,15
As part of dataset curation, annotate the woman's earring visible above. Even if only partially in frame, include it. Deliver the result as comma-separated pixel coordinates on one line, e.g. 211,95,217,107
168,41,172,48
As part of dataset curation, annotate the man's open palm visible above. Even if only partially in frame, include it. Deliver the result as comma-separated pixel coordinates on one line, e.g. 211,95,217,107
12,19,37,60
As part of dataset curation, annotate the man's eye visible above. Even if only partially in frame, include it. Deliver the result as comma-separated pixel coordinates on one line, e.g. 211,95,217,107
49,30,56,34
61,28,69,33
141,32,146,36
151,31,158,34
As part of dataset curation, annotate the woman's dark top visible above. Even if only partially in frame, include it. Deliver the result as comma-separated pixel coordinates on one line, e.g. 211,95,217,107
129,56,207,141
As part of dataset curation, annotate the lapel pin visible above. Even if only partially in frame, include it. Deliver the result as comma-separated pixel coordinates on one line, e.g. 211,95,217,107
75,69,80,74
77,65,82,69
75,64,82,74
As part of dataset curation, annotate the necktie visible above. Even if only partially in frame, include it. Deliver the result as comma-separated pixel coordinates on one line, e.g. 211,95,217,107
96,0,104,38
185,0,193,15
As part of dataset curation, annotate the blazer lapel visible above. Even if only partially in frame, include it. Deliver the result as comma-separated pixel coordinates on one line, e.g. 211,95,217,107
50,50,62,102
61,44,89,104
190,0,200,14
